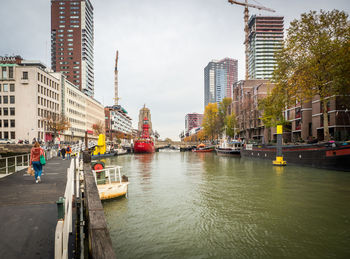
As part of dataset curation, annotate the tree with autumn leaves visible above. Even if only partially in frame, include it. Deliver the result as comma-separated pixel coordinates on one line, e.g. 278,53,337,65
43,114,70,141
260,10,350,141
202,98,237,141
92,120,105,135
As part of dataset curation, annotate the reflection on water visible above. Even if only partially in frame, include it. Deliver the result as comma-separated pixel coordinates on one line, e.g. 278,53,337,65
103,152,350,258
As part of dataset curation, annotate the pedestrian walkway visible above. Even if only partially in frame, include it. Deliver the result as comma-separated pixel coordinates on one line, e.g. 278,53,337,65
0,157,72,259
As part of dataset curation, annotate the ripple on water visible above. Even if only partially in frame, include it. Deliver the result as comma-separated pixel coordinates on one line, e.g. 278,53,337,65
103,152,350,259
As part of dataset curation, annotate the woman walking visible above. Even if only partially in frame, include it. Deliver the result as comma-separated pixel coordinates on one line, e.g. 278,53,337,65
30,142,45,184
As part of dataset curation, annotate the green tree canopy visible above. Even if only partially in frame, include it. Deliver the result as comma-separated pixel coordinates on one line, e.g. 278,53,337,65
218,97,232,133
225,113,237,138
270,9,350,140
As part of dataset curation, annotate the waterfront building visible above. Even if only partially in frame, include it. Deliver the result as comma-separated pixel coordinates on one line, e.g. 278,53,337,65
284,96,350,142
185,113,203,135
204,58,238,107
232,79,350,142
232,79,273,142
0,56,105,143
85,96,105,139
52,72,86,142
105,105,132,141
0,57,61,142
51,0,95,97
138,105,152,134
248,15,284,79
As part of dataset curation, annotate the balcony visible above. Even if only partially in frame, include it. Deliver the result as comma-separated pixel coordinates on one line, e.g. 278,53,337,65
20,77,29,84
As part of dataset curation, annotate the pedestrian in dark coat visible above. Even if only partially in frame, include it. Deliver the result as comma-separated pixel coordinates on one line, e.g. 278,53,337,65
61,147,66,160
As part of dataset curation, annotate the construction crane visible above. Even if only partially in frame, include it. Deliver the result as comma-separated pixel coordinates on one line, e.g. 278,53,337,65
228,0,275,80
114,50,119,105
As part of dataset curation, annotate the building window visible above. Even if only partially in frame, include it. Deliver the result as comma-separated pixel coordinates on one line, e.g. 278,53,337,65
3,108,8,116
3,84,8,92
10,132,15,139
0,120,1,127
2,67,7,79
10,96,15,104
22,71,28,79
10,108,15,116
4,120,8,128
8,67,13,79
10,120,15,128
3,96,8,104
4,132,8,138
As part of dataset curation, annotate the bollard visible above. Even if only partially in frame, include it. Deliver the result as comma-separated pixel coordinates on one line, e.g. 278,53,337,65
273,125,286,166
56,197,65,220
83,150,91,163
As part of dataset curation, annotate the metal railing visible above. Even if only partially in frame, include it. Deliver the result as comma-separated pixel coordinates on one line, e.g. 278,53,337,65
54,155,78,259
0,153,30,175
70,141,96,153
92,166,123,185
0,150,57,176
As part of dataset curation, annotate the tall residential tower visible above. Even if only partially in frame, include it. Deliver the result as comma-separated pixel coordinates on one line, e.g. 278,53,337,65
204,58,238,108
51,0,94,96
248,15,284,79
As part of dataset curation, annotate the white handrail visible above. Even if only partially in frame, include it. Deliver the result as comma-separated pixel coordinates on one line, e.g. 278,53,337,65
0,153,30,175
54,155,78,259
92,166,123,185
0,149,58,176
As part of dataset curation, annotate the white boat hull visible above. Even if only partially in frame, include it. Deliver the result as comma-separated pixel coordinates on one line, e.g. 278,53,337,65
98,182,129,200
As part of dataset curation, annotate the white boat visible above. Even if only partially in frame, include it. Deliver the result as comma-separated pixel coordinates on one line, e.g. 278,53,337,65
216,137,242,156
92,166,129,200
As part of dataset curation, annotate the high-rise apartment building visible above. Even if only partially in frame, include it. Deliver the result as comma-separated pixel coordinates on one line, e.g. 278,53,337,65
248,15,284,79
51,0,94,97
204,58,238,107
185,113,203,134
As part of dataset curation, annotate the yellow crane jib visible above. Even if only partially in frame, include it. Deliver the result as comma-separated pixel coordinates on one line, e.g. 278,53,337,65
93,134,106,155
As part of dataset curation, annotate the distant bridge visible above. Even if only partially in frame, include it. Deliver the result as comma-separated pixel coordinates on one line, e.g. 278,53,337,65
154,141,199,150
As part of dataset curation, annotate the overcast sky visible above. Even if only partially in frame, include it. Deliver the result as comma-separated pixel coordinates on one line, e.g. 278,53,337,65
1,0,349,140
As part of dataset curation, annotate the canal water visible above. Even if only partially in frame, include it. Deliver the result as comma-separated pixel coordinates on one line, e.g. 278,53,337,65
103,152,350,258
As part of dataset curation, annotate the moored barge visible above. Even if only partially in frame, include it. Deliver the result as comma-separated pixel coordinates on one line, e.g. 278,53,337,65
241,142,350,171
